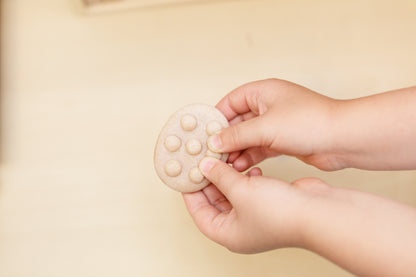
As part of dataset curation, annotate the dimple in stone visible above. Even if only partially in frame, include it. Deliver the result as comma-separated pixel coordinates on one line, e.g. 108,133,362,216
186,139,202,155
164,135,181,152
164,160,182,177
181,114,197,131
189,167,204,184
206,120,222,135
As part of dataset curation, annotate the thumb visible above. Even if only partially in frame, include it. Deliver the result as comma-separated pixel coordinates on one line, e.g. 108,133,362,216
207,116,267,153
199,157,246,197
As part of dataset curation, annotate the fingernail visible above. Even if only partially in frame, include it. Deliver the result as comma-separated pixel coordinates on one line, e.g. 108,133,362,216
199,157,215,174
207,134,223,153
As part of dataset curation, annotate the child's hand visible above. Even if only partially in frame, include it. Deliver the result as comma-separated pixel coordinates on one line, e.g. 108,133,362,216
213,79,416,171
211,78,344,171
183,157,328,253
183,157,416,277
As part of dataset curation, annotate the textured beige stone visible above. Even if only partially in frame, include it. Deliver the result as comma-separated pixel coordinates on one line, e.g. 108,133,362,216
154,104,229,192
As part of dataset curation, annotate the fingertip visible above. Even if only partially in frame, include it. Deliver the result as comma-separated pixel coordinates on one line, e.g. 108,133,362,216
199,157,217,175
216,97,238,121
207,135,223,153
247,167,262,177
227,151,241,163
232,157,250,172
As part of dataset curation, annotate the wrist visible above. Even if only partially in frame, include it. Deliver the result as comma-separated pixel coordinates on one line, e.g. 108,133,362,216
326,99,355,170
289,178,335,249
305,99,352,171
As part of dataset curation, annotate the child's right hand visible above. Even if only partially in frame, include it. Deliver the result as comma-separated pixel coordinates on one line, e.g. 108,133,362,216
210,78,345,171
212,79,416,171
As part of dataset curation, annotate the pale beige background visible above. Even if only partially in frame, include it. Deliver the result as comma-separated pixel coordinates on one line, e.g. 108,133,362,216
1,0,416,276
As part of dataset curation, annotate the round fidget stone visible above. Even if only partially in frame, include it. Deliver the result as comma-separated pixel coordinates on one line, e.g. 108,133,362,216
154,104,230,193
164,160,182,177
186,139,202,155
206,120,222,135
164,135,181,152
189,167,204,184
180,114,197,131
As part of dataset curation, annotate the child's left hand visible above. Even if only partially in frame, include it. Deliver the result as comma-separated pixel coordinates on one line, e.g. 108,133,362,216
182,157,327,253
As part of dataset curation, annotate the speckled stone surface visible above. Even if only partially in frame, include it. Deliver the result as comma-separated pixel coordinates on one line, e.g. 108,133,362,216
154,104,229,192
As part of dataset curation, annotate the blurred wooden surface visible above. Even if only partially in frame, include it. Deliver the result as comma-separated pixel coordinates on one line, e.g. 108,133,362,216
1,0,416,276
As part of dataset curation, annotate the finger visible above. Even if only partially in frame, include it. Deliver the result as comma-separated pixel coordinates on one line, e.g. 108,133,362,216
216,80,266,121
233,147,280,172
199,157,247,198
207,116,266,153
202,184,232,212
182,191,229,239
227,151,241,163
229,111,257,126
247,167,262,177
